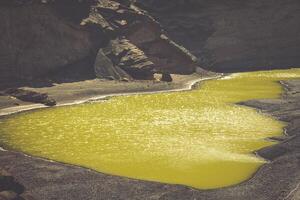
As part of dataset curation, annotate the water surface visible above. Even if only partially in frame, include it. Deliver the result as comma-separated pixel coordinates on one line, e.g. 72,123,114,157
0,69,300,189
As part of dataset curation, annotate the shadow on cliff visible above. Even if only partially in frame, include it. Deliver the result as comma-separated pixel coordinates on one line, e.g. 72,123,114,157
136,0,300,72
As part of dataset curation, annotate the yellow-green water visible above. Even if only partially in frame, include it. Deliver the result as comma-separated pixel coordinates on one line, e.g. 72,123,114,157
0,69,300,189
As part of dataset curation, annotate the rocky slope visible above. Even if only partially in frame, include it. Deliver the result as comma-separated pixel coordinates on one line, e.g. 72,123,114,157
136,0,300,72
0,0,200,87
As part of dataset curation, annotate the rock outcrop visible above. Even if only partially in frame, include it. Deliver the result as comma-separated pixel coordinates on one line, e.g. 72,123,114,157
90,0,199,78
95,38,155,80
1,0,300,81
0,0,200,85
160,73,172,82
2,88,56,106
94,49,131,81
136,0,300,72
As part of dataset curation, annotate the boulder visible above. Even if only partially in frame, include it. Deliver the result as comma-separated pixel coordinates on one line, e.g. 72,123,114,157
160,73,172,82
0,169,25,200
4,88,56,106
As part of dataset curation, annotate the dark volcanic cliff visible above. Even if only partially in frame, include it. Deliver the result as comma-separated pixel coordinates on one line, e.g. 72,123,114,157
0,0,199,86
136,0,300,72
1,0,299,84
0,0,101,82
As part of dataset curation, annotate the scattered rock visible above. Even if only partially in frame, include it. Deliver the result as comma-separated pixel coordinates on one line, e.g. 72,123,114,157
0,169,25,200
43,99,57,107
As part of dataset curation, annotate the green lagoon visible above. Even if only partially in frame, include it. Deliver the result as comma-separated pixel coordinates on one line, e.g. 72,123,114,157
1,69,300,189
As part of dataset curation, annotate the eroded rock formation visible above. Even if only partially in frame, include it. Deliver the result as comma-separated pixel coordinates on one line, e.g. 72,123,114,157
95,38,155,80
0,0,200,85
84,0,199,78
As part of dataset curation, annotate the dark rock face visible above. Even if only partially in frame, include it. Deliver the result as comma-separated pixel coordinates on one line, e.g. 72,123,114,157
136,0,300,72
90,0,198,79
0,0,200,84
0,0,104,82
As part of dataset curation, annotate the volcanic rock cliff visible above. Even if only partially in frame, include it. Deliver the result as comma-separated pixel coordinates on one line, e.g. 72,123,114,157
2,0,298,85
136,0,300,72
0,0,199,87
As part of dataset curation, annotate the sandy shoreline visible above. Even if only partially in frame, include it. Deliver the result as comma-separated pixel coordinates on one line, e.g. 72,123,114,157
0,73,220,117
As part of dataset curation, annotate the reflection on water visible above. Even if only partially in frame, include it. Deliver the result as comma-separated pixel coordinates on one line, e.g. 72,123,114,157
0,69,300,189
